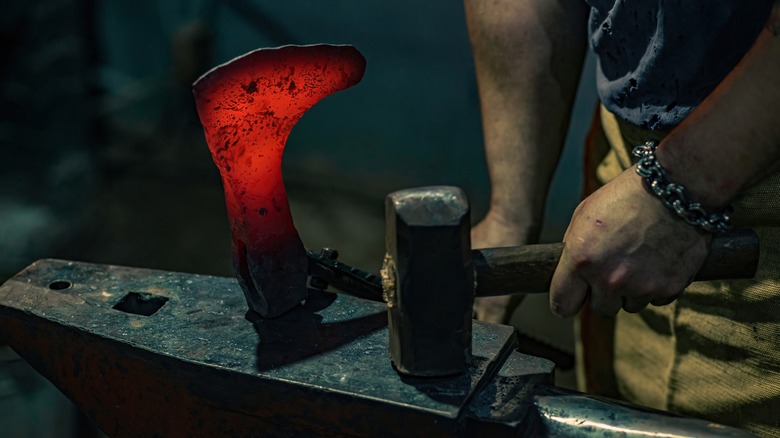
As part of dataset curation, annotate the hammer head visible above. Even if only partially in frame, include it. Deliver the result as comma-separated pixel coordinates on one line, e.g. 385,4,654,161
384,186,474,376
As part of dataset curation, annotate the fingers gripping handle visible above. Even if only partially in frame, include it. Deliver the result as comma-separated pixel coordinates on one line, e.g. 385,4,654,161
473,228,760,297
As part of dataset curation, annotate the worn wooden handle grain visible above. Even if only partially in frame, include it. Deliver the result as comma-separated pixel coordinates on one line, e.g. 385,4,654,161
473,228,760,297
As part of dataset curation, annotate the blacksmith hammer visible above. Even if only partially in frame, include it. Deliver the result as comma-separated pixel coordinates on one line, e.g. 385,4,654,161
373,186,759,377
382,186,474,377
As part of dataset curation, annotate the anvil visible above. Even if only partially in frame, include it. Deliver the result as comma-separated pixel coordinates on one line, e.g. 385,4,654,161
0,259,752,437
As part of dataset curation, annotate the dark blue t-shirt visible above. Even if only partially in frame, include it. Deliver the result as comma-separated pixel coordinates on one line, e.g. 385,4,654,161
587,1,775,130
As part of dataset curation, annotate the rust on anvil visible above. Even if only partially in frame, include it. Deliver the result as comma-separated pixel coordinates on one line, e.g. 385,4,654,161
193,45,366,318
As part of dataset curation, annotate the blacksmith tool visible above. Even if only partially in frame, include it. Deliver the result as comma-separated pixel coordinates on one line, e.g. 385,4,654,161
0,260,754,437
307,186,758,378
383,186,474,377
193,44,366,319
308,211,758,304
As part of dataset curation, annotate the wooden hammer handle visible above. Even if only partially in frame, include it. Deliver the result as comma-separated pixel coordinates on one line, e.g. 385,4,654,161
473,228,760,297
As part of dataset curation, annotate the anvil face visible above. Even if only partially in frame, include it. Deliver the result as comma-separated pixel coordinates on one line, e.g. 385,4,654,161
0,260,522,437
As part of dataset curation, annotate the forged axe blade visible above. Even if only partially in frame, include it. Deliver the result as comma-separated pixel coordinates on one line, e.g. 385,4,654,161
193,45,366,318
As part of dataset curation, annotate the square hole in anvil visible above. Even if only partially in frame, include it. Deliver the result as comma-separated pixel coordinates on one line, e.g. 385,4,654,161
112,292,169,316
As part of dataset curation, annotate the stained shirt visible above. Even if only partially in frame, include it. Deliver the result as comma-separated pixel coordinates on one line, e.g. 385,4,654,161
586,0,775,130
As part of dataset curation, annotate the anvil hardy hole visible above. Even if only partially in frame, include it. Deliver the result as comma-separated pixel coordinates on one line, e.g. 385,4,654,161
48,280,72,291
112,292,169,317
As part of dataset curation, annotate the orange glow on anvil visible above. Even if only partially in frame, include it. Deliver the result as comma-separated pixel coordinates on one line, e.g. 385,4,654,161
193,45,365,317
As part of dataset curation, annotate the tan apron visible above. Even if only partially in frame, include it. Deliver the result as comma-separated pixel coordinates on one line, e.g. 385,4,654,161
583,106,780,437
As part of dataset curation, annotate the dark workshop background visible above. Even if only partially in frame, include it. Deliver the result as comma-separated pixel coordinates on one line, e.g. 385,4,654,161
0,0,596,436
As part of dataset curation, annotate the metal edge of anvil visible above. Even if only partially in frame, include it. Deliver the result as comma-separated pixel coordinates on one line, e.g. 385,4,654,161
463,349,555,435
463,351,756,437
0,258,521,436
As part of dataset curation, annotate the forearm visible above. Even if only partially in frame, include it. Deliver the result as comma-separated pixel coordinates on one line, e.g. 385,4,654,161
657,4,780,210
465,0,588,240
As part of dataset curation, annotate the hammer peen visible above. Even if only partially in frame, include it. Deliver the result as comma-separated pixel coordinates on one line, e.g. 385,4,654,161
310,186,759,377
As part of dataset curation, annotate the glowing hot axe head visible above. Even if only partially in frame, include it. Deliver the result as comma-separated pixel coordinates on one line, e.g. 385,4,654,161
193,45,365,318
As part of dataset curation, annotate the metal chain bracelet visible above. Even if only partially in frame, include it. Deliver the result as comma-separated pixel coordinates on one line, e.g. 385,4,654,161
632,140,733,234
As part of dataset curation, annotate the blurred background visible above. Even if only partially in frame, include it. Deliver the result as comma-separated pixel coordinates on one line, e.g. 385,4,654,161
0,0,596,436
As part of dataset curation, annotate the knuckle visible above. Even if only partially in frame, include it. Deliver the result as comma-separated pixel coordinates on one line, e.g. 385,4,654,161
603,265,630,291
654,276,683,297
566,245,594,271
646,277,685,306
603,277,625,292
636,279,660,296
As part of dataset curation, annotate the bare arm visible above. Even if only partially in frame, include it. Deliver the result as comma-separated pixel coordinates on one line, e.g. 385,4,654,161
466,0,588,245
550,4,780,317
658,5,780,208
465,0,588,322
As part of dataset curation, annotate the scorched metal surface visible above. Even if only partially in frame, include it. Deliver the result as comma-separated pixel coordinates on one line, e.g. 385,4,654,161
193,45,366,318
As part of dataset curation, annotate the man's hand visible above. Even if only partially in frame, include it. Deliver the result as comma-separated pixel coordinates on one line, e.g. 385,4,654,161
549,167,712,317
550,4,780,318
